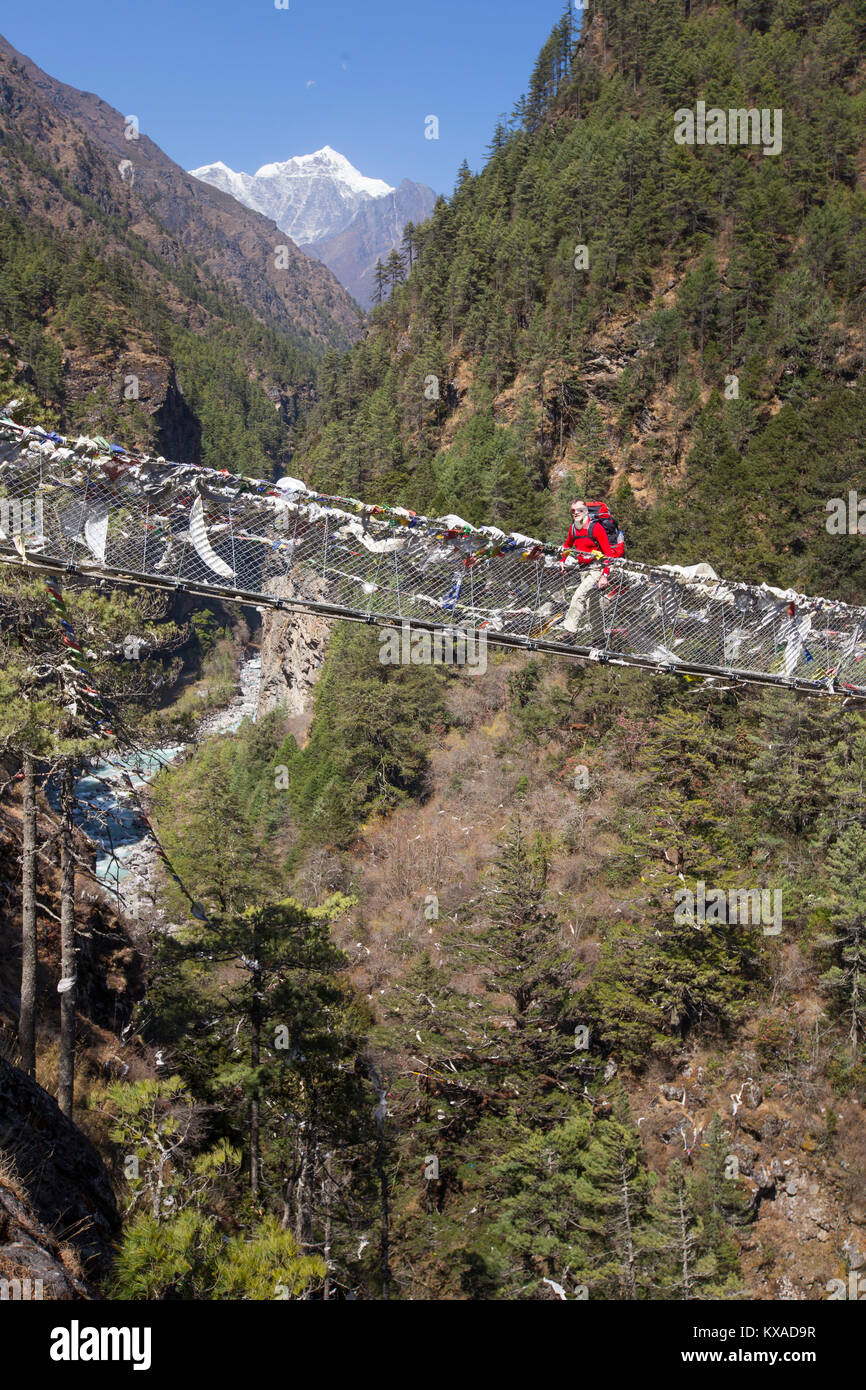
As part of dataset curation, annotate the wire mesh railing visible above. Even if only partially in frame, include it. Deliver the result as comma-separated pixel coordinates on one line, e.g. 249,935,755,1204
2,418,865,698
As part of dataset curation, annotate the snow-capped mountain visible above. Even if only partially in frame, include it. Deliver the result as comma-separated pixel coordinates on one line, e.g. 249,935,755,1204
190,146,394,248
190,146,438,307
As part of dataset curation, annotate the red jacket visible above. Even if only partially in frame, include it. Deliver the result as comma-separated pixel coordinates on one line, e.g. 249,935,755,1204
563,520,615,575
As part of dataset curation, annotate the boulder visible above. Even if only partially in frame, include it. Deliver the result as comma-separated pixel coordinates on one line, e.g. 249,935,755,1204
743,1080,763,1109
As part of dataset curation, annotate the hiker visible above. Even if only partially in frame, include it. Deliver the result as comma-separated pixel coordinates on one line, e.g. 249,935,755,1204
558,500,621,644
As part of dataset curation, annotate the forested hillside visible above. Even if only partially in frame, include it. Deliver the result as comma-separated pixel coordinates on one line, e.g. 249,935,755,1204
298,0,866,598
3,0,866,1306
140,628,866,1299
0,34,361,475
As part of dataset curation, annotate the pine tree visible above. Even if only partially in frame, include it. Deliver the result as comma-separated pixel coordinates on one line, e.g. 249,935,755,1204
384,248,406,291
576,398,609,497
378,815,582,1296
149,893,367,1221
746,692,838,840
466,814,576,1088
625,707,738,881
372,258,388,306
490,1099,654,1299
283,624,447,849
580,911,762,1067
582,1092,654,1299
400,222,416,271
821,715,866,838
650,1160,720,1299
816,825,866,1055
150,748,278,916
455,159,472,193
647,1113,748,1299
0,568,180,1094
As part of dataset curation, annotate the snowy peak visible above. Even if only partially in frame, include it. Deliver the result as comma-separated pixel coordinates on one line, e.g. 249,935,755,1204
254,146,393,199
190,146,395,246
190,145,437,306
191,160,256,206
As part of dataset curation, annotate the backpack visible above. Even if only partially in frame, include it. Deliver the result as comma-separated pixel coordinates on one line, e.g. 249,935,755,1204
585,502,625,558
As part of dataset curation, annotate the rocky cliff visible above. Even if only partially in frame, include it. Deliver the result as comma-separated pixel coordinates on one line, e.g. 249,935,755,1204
0,1055,119,1296
306,178,439,308
257,577,332,727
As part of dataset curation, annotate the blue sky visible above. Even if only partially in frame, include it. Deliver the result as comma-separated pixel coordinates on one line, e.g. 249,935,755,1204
2,0,582,194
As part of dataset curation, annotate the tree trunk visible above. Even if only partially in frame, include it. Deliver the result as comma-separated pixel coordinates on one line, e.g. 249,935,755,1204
19,753,37,1077
250,1092,260,1199
294,1124,314,1250
370,1074,391,1300
376,1123,390,1300
322,1152,333,1300
618,1150,638,1300
250,915,262,1199
678,1184,693,1300
850,923,863,1059
58,764,77,1117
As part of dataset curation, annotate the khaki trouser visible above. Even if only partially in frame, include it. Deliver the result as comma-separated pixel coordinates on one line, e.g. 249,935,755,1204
562,566,605,642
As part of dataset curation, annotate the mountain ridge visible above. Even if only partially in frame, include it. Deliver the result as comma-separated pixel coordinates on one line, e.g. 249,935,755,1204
191,144,438,306
0,32,362,471
306,177,441,307
0,34,360,346
190,145,394,245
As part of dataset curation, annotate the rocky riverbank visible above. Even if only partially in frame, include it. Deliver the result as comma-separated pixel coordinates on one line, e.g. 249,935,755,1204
86,652,262,930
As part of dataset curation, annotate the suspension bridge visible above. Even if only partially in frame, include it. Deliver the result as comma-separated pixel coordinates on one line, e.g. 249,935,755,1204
2,417,865,700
